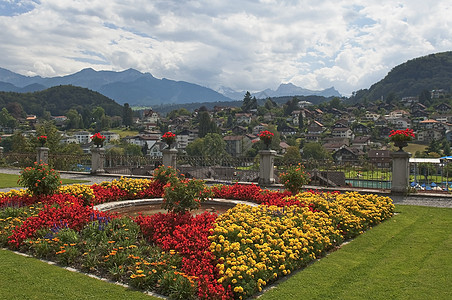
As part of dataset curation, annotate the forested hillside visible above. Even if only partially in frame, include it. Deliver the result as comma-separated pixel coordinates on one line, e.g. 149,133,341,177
349,51,452,103
0,85,123,117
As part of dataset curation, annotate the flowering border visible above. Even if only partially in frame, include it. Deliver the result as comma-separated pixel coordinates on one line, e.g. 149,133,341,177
0,178,394,299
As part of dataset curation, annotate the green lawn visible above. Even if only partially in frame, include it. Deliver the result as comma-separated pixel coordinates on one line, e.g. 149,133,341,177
0,173,89,189
399,142,428,154
0,205,451,299
261,205,452,299
110,128,140,138
0,250,157,300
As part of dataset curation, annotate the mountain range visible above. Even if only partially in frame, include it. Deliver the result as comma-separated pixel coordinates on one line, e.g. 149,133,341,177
217,83,341,100
0,67,341,106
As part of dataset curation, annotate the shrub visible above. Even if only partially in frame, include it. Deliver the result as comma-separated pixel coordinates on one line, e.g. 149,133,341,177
17,162,62,196
162,178,212,213
279,163,310,194
153,165,179,185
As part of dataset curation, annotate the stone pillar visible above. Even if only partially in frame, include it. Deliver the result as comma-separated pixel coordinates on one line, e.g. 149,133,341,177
0,146,3,159
259,150,276,185
391,150,410,194
91,147,106,174
36,147,49,164
162,148,177,169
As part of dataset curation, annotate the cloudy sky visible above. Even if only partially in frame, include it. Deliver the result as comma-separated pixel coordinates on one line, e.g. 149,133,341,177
0,0,451,96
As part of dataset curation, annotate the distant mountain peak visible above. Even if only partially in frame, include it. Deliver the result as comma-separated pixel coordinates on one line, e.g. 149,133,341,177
0,67,231,106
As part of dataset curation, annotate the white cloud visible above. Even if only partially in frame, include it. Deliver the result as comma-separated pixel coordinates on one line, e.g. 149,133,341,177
0,0,451,96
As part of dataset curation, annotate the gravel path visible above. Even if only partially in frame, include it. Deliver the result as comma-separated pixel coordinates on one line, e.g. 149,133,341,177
1,168,452,208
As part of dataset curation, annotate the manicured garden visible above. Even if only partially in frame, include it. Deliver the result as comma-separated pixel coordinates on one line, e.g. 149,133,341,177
0,164,395,299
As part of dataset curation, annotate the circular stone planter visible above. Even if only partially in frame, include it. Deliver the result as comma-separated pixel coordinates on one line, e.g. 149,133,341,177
94,198,258,217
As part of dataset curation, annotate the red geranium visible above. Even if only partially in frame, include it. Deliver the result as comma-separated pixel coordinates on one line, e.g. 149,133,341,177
162,131,176,145
90,132,106,146
389,128,415,142
258,130,274,143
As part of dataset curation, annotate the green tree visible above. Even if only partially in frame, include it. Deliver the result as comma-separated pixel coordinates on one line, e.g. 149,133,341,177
186,133,228,158
5,102,26,119
11,133,32,153
329,97,343,110
298,112,304,130
203,133,228,157
302,142,330,160
284,146,301,164
443,140,451,156
123,103,134,127
419,89,431,105
36,121,63,152
241,91,257,112
125,143,143,156
99,115,111,131
284,97,299,116
426,139,441,155
264,97,277,110
92,106,105,124
186,138,204,156
65,109,83,129
198,111,218,138
0,108,18,129
60,143,83,155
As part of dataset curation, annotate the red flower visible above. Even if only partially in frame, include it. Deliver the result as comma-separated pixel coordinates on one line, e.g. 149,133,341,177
162,131,176,144
389,128,415,142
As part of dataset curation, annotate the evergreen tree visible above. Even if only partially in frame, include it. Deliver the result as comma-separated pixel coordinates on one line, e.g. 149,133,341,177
198,111,218,138
241,91,256,112
298,112,304,130
123,103,134,127
0,108,17,129
283,97,299,116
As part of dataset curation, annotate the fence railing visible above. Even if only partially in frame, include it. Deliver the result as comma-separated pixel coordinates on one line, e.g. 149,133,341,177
49,154,92,172
1,151,393,189
275,158,392,189
409,161,452,192
104,154,162,176
8,150,440,194
3,152,36,168
176,155,259,182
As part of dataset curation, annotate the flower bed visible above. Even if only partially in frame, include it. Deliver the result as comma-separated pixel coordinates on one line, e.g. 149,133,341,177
0,177,394,300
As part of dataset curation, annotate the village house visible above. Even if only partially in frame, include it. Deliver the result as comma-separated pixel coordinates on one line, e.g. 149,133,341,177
73,131,91,144
417,129,444,143
365,112,380,121
99,131,120,143
148,141,166,157
368,150,391,168
51,115,68,127
389,118,411,130
123,134,160,149
232,125,248,135
223,135,252,157
418,119,446,131
235,113,252,124
352,136,371,151
279,124,297,135
307,121,325,135
331,127,353,140
332,146,365,164
252,124,267,135
176,129,198,150
353,123,370,135
435,103,452,113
